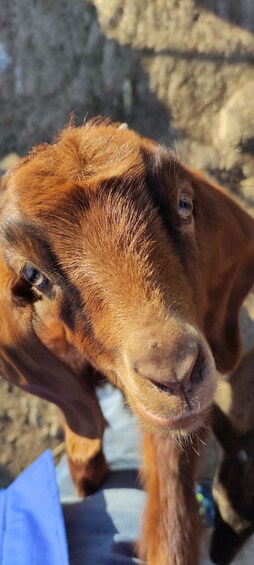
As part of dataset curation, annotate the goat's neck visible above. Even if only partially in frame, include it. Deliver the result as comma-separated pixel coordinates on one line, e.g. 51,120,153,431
139,431,202,565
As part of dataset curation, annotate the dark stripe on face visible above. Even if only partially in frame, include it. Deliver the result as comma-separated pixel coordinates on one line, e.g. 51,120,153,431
3,220,96,339
140,147,188,266
58,292,95,339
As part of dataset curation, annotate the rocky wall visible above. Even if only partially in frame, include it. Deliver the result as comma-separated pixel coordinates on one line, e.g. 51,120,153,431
0,0,254,194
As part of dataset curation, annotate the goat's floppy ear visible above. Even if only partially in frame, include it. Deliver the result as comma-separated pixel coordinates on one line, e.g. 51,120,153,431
188,170,254,373
0,251,105,452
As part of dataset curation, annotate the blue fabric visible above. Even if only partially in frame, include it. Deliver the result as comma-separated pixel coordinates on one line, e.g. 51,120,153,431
63,486,146,564
0,450,69,565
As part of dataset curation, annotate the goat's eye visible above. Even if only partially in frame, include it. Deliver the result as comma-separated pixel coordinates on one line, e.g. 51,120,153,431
178,193,193,222
237,450,248,463
21,264,49,291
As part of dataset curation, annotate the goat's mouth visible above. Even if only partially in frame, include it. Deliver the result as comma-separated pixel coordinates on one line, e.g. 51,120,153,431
122,365,215,433
132,397,208,432
127,371,215,433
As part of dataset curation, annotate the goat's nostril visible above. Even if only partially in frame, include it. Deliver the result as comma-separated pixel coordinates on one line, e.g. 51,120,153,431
189,353,207,386
159,351,206,395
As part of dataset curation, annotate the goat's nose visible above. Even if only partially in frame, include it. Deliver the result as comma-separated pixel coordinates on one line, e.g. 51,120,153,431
130,338,203,394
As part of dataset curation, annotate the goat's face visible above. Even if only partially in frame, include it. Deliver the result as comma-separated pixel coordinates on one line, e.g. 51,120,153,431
3,121,249,437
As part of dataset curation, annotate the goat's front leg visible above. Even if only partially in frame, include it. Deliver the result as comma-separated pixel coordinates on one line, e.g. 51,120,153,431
64,420,108,497
139,431,201,565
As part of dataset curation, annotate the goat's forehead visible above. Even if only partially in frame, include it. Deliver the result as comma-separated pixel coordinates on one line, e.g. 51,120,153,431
3,127,188,270
6,127,184,215
4,182,161,262
3,167,184,293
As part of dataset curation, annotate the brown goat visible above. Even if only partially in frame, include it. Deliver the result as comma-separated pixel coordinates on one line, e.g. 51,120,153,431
1,120,254,565
211,347,254,564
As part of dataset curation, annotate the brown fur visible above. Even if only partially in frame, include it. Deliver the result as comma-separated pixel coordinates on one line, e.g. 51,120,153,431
1,120,254,564
140,432,201,565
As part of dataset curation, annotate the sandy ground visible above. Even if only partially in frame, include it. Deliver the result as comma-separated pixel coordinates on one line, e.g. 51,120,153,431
0,380,63,487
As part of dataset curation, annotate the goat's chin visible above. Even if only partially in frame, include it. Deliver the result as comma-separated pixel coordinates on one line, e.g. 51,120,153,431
126,394,211,439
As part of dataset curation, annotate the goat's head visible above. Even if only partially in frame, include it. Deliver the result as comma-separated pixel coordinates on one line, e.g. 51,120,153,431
1,120,254,438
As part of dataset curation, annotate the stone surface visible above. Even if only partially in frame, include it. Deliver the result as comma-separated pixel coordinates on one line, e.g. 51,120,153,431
0,0,254,186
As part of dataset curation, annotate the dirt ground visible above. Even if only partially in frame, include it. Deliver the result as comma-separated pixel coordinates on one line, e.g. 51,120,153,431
0,380,63,487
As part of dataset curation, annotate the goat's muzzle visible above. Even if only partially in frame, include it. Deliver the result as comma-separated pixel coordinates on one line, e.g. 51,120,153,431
121,320,216,434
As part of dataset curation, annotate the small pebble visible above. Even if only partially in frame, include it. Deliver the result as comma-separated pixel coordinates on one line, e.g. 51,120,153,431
6,432,17,444
49,421,63,439
0,452,10,466
0,152,21,171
